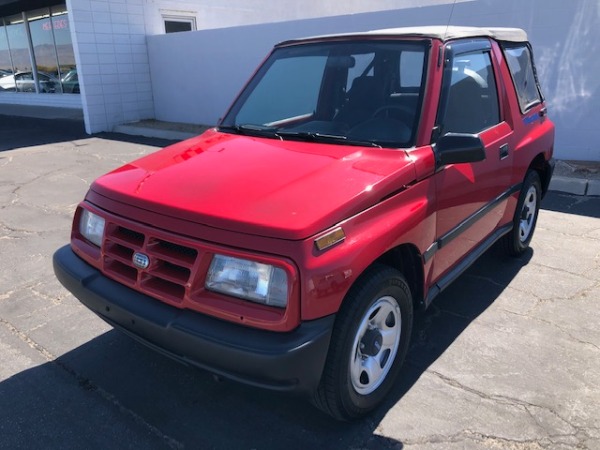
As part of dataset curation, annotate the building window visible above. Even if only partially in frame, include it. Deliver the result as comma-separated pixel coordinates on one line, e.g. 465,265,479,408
163,16,196,34
3,14,31,91
51,5,77,93
0,4,77,94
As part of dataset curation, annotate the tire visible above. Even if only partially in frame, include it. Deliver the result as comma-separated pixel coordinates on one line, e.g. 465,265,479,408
313,265,413,421
503,170,542,256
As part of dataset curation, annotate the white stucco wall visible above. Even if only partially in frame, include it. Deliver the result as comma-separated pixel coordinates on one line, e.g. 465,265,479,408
141,0,472,35
67,0,154,134
147,3,458,125
147,0,600,161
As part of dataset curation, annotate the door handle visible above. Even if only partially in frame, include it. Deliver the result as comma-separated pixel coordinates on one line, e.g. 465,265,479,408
499,144,509,160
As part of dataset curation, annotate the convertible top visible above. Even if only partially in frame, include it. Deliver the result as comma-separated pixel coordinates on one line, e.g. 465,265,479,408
278,26,528,47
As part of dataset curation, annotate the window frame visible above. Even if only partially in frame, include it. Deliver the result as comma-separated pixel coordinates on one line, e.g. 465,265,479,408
434,39,502,139
163,15,196,34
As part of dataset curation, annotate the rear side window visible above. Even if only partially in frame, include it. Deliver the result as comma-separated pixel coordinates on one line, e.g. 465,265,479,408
503,44,543,113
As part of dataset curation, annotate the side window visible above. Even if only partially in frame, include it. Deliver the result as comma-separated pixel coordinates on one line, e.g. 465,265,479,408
441,50,500,134
503,44,542,112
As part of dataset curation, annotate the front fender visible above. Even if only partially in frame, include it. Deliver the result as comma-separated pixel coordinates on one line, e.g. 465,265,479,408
299,178,436,320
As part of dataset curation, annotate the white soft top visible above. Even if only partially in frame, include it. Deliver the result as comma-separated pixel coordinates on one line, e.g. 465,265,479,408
279,26,528,46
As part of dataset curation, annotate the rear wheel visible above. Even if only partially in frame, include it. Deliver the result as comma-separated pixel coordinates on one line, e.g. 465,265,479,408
313,265,413,421
503,170,542,256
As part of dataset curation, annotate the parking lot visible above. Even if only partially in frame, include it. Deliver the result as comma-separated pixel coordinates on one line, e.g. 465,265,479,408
1,115,599,449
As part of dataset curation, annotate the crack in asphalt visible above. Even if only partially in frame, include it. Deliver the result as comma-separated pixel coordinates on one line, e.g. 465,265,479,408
537,222,600,241
0,290,15,301
0,157,12,169
554,327,600,353
499,309,600,352
567,279,600,302
0,221,37,236
28,284,69,306
583,229,600,240
401,429,593,449
0,316,184,450
427,370,593,448
532,261,598,282
401,430,549,448
2,200,74,216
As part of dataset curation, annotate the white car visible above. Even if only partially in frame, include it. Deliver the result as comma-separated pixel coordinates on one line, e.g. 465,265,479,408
0,71,58,93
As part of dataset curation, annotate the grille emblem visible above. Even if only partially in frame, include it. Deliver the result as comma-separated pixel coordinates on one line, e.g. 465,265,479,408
132,252,150,269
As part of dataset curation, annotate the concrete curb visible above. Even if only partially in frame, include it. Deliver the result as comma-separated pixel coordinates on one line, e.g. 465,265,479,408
549,176,600,197
589,180,600,196
549,176,587,196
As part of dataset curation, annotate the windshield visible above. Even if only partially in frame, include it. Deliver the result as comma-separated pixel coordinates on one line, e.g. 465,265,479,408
221,40,428,148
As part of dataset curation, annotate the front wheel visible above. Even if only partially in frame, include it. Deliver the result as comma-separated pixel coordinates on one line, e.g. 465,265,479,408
313,265,413,421
503,170,542,256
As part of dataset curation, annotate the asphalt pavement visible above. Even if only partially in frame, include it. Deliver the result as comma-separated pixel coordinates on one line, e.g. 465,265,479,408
0,115,599,449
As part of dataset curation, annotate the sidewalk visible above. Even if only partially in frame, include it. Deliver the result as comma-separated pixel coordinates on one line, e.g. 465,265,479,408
115,119,600,197
113,119,211,141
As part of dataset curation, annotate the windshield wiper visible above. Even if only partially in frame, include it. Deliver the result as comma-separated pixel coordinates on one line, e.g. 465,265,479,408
218,124,281,139
276,130,382,148
219,126,382,148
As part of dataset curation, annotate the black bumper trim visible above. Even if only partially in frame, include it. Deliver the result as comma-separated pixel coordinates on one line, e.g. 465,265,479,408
542,157,556,198
53,245,334,394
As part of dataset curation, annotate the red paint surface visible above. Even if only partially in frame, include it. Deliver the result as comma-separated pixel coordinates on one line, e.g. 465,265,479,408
91,129,418,240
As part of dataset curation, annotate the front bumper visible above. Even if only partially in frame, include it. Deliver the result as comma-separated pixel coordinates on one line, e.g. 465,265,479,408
53,245,334,394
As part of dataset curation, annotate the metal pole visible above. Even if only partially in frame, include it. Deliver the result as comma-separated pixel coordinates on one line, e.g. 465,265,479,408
49,7,63,93
3,18,18,90
22,11,40,94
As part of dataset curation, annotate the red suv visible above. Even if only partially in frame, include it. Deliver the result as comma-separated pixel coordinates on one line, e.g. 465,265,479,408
54,26,555,420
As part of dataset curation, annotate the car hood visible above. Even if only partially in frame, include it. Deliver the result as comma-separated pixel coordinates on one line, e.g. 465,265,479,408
90,129,417,240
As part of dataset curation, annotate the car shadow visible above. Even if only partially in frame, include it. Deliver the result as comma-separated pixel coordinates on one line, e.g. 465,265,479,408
0,113,179,153
541,191,600,218
94,131,178,148
0,246,532,449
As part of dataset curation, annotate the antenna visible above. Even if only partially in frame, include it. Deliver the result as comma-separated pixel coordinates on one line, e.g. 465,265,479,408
444,0,458,40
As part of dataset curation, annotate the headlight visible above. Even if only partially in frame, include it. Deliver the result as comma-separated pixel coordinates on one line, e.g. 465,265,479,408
205,254,288,308
79,209,105,247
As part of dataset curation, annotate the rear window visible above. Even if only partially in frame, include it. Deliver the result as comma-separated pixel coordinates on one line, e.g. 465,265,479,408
503,44,543,113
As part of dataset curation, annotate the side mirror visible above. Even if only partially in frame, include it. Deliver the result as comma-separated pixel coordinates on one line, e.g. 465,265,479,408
435,133,486,166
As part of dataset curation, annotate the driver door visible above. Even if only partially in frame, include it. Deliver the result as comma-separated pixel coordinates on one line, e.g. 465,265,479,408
431,39,514,283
